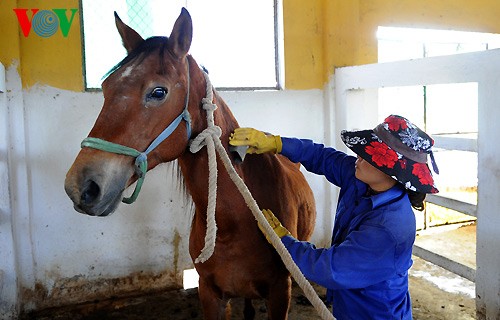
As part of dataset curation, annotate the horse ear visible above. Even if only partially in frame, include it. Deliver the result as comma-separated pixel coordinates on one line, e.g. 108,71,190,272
168,8,193,59
114,11,144,54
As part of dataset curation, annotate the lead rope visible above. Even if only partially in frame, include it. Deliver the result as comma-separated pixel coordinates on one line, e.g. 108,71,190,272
189,71,335,320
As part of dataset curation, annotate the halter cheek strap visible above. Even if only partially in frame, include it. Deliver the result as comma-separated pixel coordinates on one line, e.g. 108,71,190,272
80,59,192,204
81,107,191,204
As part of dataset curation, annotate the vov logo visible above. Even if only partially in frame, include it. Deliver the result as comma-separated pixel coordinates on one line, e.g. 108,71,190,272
14,8,78,38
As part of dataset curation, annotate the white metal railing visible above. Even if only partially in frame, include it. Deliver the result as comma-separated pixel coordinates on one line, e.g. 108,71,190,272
412,245,475,282
426,134,477,220
334,49,500,317
421,132,477,281
433,134,477,153
425,194,476,218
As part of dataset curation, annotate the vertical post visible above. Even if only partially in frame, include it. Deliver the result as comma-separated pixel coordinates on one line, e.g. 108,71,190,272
476,77,500,319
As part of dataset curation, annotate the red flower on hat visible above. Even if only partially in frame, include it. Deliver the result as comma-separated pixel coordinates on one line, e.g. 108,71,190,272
365,141,398,168
386,115,408,131
412,163,433,185
399,159,407,170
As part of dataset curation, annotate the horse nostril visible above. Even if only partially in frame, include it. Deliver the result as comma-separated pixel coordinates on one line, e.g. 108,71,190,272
81,180,100,206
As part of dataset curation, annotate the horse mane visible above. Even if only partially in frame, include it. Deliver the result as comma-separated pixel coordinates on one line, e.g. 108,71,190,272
103,36,170,79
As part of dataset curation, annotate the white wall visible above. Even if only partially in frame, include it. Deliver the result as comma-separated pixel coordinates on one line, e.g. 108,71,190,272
1,65,336,315
0,63,19,319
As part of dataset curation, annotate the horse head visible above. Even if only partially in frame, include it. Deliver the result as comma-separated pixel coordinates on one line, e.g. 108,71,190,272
65,8,206,216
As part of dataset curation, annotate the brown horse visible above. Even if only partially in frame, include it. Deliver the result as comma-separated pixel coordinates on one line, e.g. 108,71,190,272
64,8,315,320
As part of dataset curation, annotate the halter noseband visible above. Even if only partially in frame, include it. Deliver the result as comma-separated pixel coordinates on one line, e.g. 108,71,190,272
80,59,192,204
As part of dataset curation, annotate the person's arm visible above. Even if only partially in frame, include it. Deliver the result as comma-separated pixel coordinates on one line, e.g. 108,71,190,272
229,128,356,188
280,137,356,188
281,224,397,290
260,209,398,290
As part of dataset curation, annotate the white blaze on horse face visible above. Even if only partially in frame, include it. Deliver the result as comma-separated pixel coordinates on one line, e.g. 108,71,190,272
120,65,135,80
118,62,146,83
112,63,145,105
120,66,134,79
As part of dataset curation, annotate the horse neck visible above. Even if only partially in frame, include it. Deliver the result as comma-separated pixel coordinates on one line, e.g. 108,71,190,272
178,64,240,210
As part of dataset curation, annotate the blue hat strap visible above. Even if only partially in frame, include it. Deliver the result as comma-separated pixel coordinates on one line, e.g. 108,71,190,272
429,150,440,175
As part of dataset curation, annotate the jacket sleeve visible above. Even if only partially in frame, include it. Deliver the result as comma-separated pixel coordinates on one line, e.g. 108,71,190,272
281,223,398,290
280,137,356,188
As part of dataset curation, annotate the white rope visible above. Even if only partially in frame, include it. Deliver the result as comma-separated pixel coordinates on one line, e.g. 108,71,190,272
189,71,335,320
189,89,220,263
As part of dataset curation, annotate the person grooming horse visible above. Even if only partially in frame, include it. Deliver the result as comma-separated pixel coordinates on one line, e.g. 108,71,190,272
230,114,439,319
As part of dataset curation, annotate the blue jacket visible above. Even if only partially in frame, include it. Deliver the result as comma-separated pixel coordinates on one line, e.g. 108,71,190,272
281,138,415,320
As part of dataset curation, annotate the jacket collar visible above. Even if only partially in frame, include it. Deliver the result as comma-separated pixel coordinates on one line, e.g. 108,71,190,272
356,179,405,210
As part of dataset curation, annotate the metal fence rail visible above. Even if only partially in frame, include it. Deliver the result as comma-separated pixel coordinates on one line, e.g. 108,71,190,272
425,194,477,218
412,245,475,282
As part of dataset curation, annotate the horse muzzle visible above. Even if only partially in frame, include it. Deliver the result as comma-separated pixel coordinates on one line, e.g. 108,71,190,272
64,155,133,217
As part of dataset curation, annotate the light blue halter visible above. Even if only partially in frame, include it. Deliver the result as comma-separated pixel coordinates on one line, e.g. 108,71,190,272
81,61,192,204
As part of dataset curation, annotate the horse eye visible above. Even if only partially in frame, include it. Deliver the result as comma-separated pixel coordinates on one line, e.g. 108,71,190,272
147,87,167,101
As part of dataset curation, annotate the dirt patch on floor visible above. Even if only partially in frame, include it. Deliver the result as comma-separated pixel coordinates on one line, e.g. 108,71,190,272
410,276,475,320
410,257,475,320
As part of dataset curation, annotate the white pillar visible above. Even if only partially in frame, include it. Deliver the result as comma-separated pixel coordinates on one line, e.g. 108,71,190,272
476,75,500,319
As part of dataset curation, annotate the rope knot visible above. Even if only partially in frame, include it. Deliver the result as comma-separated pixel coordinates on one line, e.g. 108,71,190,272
208,125,222,139
201,98,217,112
189,126,222,154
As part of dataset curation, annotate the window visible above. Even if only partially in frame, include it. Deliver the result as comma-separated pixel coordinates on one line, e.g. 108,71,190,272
81,0,281,90
377,26,500,62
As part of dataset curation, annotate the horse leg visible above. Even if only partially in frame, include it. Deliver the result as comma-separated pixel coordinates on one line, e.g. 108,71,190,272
244,299,255,319
266,276,292,320
198,277,228,320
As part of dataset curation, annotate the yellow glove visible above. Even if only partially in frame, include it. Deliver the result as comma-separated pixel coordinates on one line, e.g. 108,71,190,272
229,128,282,154
258,209,291,242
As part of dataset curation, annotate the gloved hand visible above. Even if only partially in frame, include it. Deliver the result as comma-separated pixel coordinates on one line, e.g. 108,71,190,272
229,128,282,154
258,209,291,243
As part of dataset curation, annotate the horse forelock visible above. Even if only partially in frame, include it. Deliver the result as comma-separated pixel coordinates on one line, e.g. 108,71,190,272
104,36,172,80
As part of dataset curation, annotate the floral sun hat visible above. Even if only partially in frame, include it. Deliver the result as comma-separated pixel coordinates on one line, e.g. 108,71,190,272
341,115,439,194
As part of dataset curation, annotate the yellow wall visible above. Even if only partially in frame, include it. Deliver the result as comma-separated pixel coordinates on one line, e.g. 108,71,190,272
285,0,500,89
0,0,82,91
2,0,500,91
